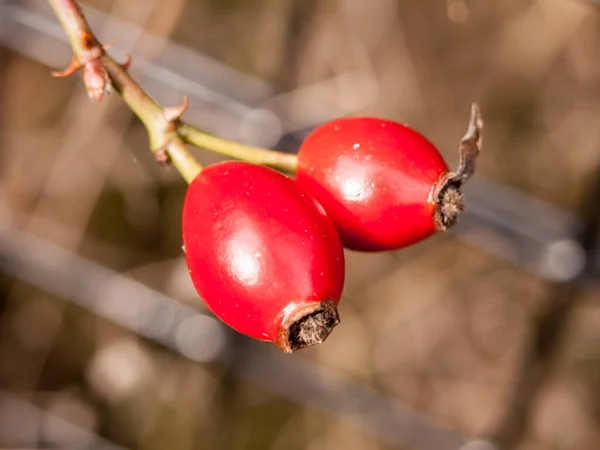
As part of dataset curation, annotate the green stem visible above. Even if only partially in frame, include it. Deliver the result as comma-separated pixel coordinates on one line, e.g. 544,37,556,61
178,124,298,174
101,57,167,150
48,0,89,59
167,140,203,183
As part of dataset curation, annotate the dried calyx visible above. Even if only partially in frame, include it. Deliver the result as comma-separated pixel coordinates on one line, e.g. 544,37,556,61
277,300,340,353
432,103,483,231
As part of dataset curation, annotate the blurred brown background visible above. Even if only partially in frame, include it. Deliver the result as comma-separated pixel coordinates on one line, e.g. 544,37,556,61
1,0,600,449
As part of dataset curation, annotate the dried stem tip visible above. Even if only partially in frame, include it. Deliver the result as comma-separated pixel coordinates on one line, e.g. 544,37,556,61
276,300,340,353
432,103,483,231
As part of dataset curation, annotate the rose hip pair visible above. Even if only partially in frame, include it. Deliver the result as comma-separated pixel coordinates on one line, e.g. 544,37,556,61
182,105,482,352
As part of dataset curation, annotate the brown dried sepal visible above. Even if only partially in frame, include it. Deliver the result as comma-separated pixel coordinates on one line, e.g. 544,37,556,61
432,103,483,231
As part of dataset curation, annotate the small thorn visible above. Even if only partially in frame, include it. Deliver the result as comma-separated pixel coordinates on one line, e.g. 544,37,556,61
102,39,119,51
52,56,83,77
164,95,189,122
120,54,132,71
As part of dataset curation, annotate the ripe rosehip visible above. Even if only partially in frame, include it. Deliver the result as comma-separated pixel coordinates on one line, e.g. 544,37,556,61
182,161,345,353
295,104,483,252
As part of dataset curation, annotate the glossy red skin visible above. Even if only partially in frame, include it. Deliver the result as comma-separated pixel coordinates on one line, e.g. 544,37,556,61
296,117,449,252
182,161,345,342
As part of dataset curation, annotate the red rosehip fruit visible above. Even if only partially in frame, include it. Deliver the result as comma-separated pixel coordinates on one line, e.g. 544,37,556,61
295,104,483,252
182,161,345,353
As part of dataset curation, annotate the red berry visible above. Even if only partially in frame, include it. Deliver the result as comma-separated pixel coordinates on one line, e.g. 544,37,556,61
182,161,345,353
296,104,483,252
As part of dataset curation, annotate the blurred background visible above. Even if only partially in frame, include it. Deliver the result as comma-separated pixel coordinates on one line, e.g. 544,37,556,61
1,0,599,449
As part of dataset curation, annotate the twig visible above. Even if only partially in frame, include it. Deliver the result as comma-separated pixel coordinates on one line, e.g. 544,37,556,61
48,0,297,182
178,124,298,173
489,161,600,448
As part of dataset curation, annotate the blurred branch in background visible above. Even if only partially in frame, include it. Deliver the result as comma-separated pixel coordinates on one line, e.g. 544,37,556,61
273,0,318,92
490,160,600,449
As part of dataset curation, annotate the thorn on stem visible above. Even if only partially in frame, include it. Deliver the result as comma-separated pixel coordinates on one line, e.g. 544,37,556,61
120,54,132,71
51,56,82,77
164,95,189,123
101,40,118,51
